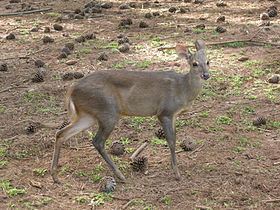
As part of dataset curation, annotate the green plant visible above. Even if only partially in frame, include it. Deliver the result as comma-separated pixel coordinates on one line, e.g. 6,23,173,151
216,116,232,125
76,49,92,54
33,169,47,176
98,41,119,49
46,12,61,17
161,196,172,206
90,173,102,182
75,171,86,177
125,148,135,153
95,163,104,171
0,161,8,166
120,137,131,145
238,138,250,146
90,193,112,206
6,188,26,196
151,137,167,146
235,146,246,153
75,197,88,203
199,111,211,117
136,60,152,68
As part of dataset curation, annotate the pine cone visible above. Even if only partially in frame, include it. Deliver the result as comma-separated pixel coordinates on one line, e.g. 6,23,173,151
25,124,36,134
0,63,8,71
65,43,75,51
155,128,165,139
216,26,227,33
73,72,84,79
99,176,116,193
268,7,277,17
62,72,74,81
110,141,125,156
34,60,45,68
59,120,70,130
131,156,148,172
180,136,195,151
31,73,44,83
268,75,279,84
253,117,266,126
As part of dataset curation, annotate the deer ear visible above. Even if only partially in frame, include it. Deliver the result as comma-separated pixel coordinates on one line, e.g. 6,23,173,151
176,45,192,60
195,39,206,51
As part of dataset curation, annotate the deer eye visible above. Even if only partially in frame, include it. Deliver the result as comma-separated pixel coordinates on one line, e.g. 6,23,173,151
207,61,210,65
192,62,198,67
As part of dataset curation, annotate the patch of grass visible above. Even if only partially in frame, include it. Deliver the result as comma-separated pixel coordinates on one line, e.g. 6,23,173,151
39,106,61,113
21,91,47,103
75,197,88,204
136,60,152,68
125,148,135,153
1,178,11,191
0,148,8,157
199,111,211,117
235,146,246,153
33,169,47,176
0,161,8,166
75,49,92,54
90,173,102,182
151,39,167,47
6,188,26,196
238,137,250,146
212,41,248,49
216,116,232,125
160,196,172,206
230,75,244,88
151,137,167,146
98,41,119,49
75,171,86,177
46,12,61,17
90,193,112,206
95,163,104,171
120,137,131,145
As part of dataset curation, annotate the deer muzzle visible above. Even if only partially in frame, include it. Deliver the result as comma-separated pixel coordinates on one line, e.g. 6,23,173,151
202,73,210,80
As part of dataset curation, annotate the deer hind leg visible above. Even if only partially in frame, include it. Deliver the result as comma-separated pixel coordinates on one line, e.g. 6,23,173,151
158,115,181,181
51,115,94,183
92,114,126,182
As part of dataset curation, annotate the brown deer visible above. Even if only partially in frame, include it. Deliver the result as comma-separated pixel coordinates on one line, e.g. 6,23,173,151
51,39,210,183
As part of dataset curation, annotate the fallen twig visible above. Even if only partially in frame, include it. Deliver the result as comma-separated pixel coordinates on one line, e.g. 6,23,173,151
0,85,27,94
121,199,135,210
0,8,52,16
129,141,149,161
188,144,205,158
195,205,213,210
262,199,280,203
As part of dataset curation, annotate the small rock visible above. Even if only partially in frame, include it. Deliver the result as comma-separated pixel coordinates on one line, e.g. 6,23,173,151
238,57,249,62
118,44,130,53
119,4,129,9
6,33,15,40
216,16,225,22
216,1,227,7
53,24,63,31
44,27,50,33
34,60,45,68
65,43,74,51
75,36,86,43
30,27,39,32
0,63,8,71
268,75,279,84
260,13,269,21
216,26,227,33
169,7,177,13
268,6,277,17
57,52,68,59
97,53,108,61
42,36,54,43
145,13,152,19
66,60,77,65
62,47,71,55
139,21,149,28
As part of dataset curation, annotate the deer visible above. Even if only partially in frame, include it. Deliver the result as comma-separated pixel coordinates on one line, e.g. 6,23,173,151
51,39,210,184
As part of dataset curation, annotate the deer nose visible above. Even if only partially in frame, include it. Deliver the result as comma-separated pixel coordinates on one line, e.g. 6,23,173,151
202,73,210,80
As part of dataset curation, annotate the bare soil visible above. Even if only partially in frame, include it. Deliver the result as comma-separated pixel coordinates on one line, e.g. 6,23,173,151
0,0,279,209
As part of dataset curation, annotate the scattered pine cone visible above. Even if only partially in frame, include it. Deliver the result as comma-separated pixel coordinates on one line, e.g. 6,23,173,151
153,12,160,16
216,1,227,7
118,37,130,45
53,24,63,31
59,120,70,130
61,47,71,55
31,73,44,83
180,136,195,151
268,75,279,84
25,124,36,134
119,4,129,9
65,43,75,51
145,13,152,19
0,63,8,71
131,156,148,172
169,7,177,13
57,52,68,59
260,13,270,21
155,128,165,139
139,21,149,28
42,36,54,43
110,141,125,156
216,16,225,22
84,33,96,40
44,27,51,33
99,176,116,193
97,53,108,61
62,72,74,81
119,18,133,27
34,60,45,68
118,44,130,53
268,6,277,17
6,33,15,40
216,26,227,33
31,27,39,32
194,0,203,4
75,36,86,43
253,117,267,126
73,72,84,79
195,24,205,30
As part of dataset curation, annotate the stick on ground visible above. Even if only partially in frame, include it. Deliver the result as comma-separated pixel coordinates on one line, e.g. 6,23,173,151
0,8,52,16
129,141,149,161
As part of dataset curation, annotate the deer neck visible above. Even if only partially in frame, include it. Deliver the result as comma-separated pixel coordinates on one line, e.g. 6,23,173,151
184,71,203,102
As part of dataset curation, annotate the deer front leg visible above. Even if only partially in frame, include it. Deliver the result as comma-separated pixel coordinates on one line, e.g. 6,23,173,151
158,115,181,181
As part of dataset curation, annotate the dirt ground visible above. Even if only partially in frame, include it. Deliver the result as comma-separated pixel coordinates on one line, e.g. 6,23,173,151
0,0,279,209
